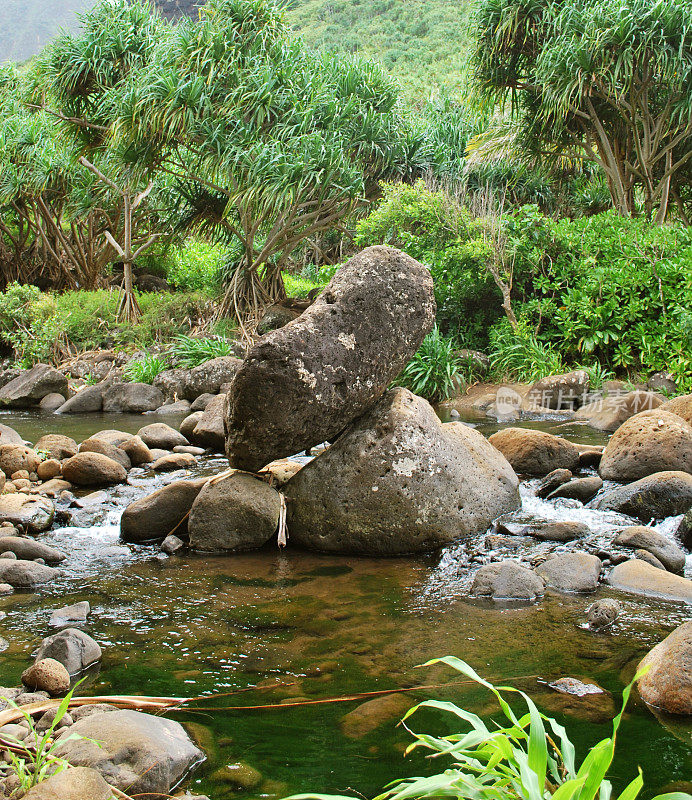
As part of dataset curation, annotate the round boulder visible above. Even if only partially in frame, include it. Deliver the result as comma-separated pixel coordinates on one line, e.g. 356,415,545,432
118,435,152,466
599,410,692,482
487,428,580,476
637,621,692,715
536,552,602,593
62,452,127,487
471,561,544,600
606,559,692,602
0,444,40,476
79,438,131,471
35,434,78,460
137,423,189,451
21,658,70,696
188,472,281,552
121,478,207,543
286,388,520,554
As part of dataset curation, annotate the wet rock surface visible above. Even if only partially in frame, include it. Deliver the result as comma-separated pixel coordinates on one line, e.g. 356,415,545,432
488,428,580,476
638,621,692,715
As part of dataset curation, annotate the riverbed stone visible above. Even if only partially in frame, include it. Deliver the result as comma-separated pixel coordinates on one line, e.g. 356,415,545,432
37,459,62,480
613,526,686,573
471,561,545,600
35,628,102,674
50,601,90,627
340,693,414,739
89,429,133,447
586,598,621,631
574,390,663,431
599,410,692,482
161,534,185,554
191,395,225,450
54,710,203,796
636,549,666,569
0,444,40,475
118,435,152,466
607,559,692,602
22,766,113,800
660,393,692,425
102,382,164,413
62,452,127,487
38,392,66,413
191,393,215,412
181,411,205,441
287,389,520,555
121,478,207,543
186,356,243,399
154,368,191,402
536,552,602,592
0,494,54,532
535,469,572,498
527,370,590,410
675,510,692,549
152,452,197,471
594,471,692,521
137,422,189,450
0,558,59,587
529,521,590,542
225,246,436,471
189,472,281,552
0,536,65,563
0,364,68,408
153,399,192,415
79,438,131,471
548,476,603,503
55,383,106,414
638,621,692,715
488,428,580,476
0,423,23,446
22,658,70,696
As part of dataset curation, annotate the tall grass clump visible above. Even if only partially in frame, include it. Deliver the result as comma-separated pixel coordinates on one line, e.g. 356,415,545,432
123,353,169,384
489,321,564,383
171,334,235,368
289,657,680,800
396,327,463,402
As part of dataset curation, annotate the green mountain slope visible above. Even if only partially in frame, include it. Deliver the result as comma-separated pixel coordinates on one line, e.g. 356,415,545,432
285,0,470,98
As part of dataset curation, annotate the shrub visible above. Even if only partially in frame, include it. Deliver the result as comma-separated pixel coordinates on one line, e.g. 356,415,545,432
163,238,225,293
489,319,564,383
290,657,674,800
395,327,464,402
170,334,235,368
123,353,169,384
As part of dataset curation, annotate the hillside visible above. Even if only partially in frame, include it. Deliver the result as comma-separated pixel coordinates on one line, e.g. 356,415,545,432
0,0,469,97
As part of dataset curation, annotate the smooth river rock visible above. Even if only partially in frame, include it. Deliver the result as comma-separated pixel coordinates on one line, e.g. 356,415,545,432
35,628,102,674
0,559,60,588
225,246,436,471
536,552,602,593
0,536,65,563
22,767,113,800
471,560,545,600
137,422,189,450
0,364,68,408
660,393,692,425
607,559,692,603
613,526,686,573
286,388,520,555
638,621,692,715
594,471,692,521
62,452,127,487
34,434,78,460
121,478,207,543
102,382,164,414
488,428,580,476
0,494,55,533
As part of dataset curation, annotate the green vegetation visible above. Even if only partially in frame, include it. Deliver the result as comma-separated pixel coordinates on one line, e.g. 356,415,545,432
170,334,236,368
123,352,169,383
291,657,684,800
395,327,463,403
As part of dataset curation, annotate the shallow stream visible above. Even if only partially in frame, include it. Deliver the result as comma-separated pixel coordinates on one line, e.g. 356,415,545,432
0,409,690,799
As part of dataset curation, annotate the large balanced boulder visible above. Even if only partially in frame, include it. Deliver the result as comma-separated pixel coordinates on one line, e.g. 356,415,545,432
613,526,686,573
574,390,663,432
637,621,692,715
121,478,207,543
660,393,692,425
0,494,54,532
54,710,203,796
0,364,68,408
35,628,102,674
34,434,78,460
599,410,692,482
188,472,281,552
607,559,692,602
62,452,127,487
594,471,692,521
487,428,580,476
102,382,164,413
526,370,590,410
286,388,519,555
225,246,436,471
22,766,113,800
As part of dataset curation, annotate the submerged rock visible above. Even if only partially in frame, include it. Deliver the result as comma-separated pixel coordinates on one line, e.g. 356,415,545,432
613,526,686,573
225,246,436,471
121,478,207,543
340,693,414,739
188,472,281,552
50,601,90,627
0,364,68,408
488,428,580,476
599,410,692,482
638,621,692,715
471,561,544,600
54,710,203,796
586,598,621,631
286,389,519,555
594,471,692,521
607,559,692,603
536,553,602,593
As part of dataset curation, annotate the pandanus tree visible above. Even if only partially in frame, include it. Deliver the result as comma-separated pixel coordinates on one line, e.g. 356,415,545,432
117,0,412,323
470,0,692,223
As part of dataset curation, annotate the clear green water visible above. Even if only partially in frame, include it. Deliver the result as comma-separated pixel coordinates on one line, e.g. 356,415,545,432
0,411,689,799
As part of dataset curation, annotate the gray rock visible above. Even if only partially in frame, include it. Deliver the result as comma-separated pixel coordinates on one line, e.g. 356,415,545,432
190,393,216,412
20,765,111,800
528,521,590,542
180,411,205,441
586,598,621,630
613,526,686,573
54,710,203,796
151,452,197,471
69,703,119,721
189,472,281,552
102,383,164,414
488,428,580,476
55,383,106,414
0,364,68,408
0,494,54,533
607,559,692,603
286,389,520,554
161,534,185,554
137,422,189,450
186,356,242,399
635,549,666,569
0,423,23,446
152,400,191,415
191,395,225,450
637,621,692,715
153,368,191,402
548,476,603,503
599,410,692,482
62,452,127,487
527,370,590,410
225,246,436,471
535,469,572,498
574,390,663,432
536,553,602,593
593,471,692,521
0,559,59,588
0,537,65,563
35,628,102,674
121,478,207,543
79,438,131,471
471,561,544,600
38,393,66,412
50,601,90,627
675,509,692,549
